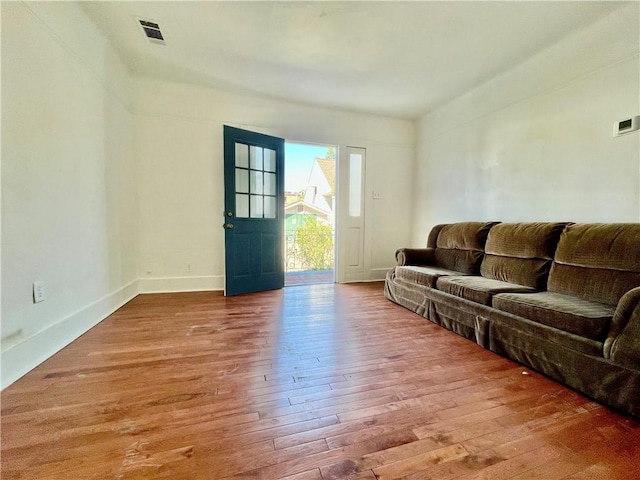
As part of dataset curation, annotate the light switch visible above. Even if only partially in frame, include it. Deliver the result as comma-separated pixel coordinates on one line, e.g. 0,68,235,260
33,282,45,303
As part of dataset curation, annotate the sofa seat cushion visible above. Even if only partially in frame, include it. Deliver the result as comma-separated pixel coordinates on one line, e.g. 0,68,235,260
436,276,537,306
395,265,467,288
493,291,615,340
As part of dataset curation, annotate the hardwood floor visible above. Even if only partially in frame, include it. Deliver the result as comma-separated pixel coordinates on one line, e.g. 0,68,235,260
2,282,639,479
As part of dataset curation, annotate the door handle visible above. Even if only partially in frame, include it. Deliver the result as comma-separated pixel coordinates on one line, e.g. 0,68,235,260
223,223,234,229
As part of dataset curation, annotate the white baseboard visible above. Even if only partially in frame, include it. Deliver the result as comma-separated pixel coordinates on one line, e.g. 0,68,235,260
368,268,392,281
137,275,224,294
337,268,391,283
342,271,364,283
1,280,139,389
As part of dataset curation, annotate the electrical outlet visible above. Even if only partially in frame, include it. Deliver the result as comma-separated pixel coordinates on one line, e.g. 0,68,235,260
372,190,381,200
33,282,45,303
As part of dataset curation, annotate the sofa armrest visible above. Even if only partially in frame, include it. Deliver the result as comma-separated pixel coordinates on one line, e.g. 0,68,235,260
395,247,435,266
605,286,640,365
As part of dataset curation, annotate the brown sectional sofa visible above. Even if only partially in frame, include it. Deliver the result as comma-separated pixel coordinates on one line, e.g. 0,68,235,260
385,221,640,418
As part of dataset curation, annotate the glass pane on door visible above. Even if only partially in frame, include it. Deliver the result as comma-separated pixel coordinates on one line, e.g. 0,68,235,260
264,196,276,218
235,168,249,193
236,194,249,218
250,146,263,170
264,173,276,195
250,195,263,218
250,171,264,194
264,149,276,172
235,143,248,168
349,153,363,217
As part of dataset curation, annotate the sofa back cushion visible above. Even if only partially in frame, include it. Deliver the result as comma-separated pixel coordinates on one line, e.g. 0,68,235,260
432,222,497,274
548,223,640,306
480,222,568,289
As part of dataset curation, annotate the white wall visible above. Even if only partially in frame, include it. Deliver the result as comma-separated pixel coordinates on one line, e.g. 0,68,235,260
1,2,137,387
133,79,415,290
412,4,640,245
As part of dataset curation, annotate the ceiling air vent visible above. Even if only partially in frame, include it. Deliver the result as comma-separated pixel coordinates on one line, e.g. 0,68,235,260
137,18,165,45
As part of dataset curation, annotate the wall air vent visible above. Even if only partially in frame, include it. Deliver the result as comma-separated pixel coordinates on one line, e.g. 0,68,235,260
614,116,639,137
137,18,165,45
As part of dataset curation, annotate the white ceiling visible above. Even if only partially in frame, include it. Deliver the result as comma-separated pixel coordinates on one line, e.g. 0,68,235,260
81,1,626,120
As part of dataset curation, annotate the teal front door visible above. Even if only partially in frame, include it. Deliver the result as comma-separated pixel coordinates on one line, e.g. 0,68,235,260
223,126,285,296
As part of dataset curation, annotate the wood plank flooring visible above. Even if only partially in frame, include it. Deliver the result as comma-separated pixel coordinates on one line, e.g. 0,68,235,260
2,282,639,479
